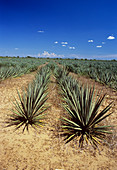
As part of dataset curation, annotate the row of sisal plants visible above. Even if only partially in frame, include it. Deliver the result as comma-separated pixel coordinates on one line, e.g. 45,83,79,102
54,66,113,148
0,66,31,80
57,59,117,90
6,66,51,132
5,63,114,149
0,57,47,81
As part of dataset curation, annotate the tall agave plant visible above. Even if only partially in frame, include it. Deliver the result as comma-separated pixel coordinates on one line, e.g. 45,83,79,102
6,68,50,132
55,68,114,148
61,85,113,148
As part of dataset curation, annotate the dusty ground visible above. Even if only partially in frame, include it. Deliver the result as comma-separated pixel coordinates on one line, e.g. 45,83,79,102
0,68,117,170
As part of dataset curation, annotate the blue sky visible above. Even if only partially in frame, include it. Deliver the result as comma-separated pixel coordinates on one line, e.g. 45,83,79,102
0,0,117,59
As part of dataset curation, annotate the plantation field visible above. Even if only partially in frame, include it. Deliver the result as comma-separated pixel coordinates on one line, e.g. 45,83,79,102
0,57,47,80
56,59,117,90
0,60,117,169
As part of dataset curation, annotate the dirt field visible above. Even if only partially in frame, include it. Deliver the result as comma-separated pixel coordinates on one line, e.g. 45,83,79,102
0,68,117,170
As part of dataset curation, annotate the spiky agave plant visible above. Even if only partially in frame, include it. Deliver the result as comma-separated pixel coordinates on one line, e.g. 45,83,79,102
54,66,69,84
6,69,50,132
61,85,113,148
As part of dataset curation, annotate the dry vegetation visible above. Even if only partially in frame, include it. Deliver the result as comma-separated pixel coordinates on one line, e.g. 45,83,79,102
0,65,117,170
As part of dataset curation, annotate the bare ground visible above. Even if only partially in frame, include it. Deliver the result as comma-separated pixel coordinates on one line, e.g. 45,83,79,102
0,70,117,170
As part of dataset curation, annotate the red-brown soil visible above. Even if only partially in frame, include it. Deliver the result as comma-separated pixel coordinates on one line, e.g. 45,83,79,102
0,69,117,170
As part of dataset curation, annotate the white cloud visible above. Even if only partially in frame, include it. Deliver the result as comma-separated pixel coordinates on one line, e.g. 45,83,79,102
62,45,66,47
37,30,44,33
54,41,58,44
15,48,19,50
88,40,94,43
69,47,75,49
102,42,106,44
107,35,115,40
61,42,68,45
96,45,102,48
37,51,64,58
